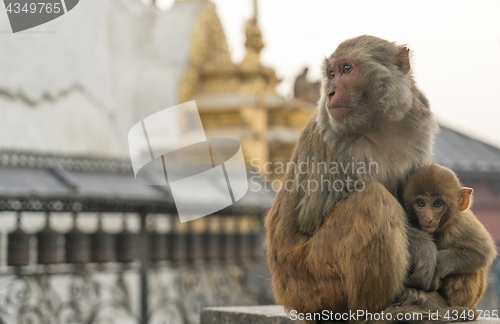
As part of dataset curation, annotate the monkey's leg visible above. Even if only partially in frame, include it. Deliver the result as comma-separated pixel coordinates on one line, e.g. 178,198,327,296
440,271,486,310
327,181,409,313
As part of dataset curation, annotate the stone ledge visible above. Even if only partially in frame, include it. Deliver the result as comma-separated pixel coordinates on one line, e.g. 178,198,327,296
201,305,293,324
200,305,500,324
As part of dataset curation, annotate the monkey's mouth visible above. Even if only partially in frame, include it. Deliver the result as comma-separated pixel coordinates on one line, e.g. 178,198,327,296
329,106,352,109
421,226,437,233
328,106,352,118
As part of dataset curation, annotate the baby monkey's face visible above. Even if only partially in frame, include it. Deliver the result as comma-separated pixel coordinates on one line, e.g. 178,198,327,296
413,195,447,233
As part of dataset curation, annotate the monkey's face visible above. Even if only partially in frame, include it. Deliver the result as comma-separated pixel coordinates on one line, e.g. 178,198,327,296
321,56,377,134
324,57,362,120
412,196,447,233
321,41,414,134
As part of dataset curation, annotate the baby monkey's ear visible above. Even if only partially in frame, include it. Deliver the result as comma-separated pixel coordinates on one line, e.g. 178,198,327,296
459,188,473,211
396,46,411,74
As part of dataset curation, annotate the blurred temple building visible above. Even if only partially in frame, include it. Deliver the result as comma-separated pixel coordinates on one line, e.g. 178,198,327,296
0,0,306,322
0,0,498,322
0,0,314,178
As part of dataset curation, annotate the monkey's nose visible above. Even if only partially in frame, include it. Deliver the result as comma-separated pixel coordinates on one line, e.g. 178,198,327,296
328,91,335,98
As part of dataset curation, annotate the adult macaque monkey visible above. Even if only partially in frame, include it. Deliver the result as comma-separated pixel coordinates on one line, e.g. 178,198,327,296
265,35,465,321
403,164,497,310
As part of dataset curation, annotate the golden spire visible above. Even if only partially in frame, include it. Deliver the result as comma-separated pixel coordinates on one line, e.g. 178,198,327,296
241,0,264,66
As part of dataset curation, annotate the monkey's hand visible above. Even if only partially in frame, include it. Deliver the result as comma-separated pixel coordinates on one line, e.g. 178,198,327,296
395,287,429,306
431,256,447,291
430,271,443,291
405,227,437,291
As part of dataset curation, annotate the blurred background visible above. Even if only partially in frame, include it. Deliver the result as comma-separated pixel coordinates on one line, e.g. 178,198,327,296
0,0,497,323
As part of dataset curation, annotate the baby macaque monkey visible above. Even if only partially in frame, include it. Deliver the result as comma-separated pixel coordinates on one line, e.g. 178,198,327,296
405,164,472,234
403,163,497,310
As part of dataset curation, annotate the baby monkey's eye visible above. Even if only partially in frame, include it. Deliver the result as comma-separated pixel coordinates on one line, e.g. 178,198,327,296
416,199,425,207
343,63,352,73
329,70,335,78
433,199,443,208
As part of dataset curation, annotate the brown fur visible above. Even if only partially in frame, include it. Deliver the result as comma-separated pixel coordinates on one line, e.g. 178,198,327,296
297,36,437,236
265,35,463,323
404,227,438,292
403,164,498,311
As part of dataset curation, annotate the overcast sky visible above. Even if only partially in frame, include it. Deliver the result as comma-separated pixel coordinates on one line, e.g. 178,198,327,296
157,0,500,148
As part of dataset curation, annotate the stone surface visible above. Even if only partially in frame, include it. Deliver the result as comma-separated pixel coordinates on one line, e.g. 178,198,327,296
477,319,500,324
201,305,500,324
201,305,293,324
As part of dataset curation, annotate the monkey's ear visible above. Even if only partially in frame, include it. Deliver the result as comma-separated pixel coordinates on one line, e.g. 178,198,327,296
396,47,411,74
459,188,473,211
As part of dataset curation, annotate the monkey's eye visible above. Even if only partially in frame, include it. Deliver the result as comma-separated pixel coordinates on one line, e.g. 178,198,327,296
343,63,352,74
433,199,443,208
329,70,335,78
416,199,425,207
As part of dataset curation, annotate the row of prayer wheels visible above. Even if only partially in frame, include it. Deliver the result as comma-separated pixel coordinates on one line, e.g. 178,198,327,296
149,231,262,262
7,213,263,267
8,226,140,266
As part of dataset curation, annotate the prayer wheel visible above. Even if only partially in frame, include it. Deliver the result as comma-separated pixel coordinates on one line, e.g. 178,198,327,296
65,213,91,264
149,232,168,262
115,215,139,263
148,215,167,262
250,231,262,260
205,216,222,261
222,217,239,260
188,218,207,261
169,232,188,262
239,217,254,260
37,213,64,264
91,213,115,263
7,212,31,267
169,221,188,262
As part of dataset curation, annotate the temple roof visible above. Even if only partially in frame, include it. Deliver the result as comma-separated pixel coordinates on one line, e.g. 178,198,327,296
433,125,500,173
0,150,274,215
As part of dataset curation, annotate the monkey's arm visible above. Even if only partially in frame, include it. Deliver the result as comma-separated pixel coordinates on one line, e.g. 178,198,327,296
406,227,437,291
431,210,497,290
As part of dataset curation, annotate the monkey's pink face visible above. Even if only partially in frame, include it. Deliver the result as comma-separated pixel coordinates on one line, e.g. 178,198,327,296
325,57,361,119
413,196,447,233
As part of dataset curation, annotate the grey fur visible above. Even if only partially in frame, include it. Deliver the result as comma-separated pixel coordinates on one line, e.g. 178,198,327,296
293,35,439,236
